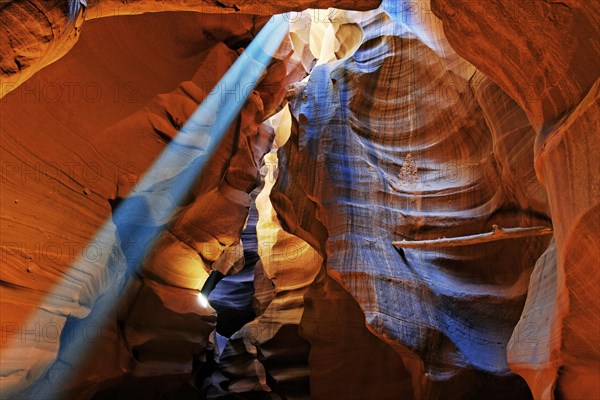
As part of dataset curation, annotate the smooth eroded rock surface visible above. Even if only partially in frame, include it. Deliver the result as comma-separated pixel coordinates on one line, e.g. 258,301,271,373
1,2,598,399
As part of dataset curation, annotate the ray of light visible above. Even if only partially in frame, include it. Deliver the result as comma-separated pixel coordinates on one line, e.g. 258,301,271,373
1,14,289,399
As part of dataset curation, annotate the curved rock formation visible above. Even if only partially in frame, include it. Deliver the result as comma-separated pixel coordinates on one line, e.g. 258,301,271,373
274,8,554,398
431,0,599,132
430,1,600,397
1,10,292,397
1,1,598,399
0,0,381,97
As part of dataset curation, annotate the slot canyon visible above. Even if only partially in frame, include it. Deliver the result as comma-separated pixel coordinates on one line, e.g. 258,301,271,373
0,0,598,399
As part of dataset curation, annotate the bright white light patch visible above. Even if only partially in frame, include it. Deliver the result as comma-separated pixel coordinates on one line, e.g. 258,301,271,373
197,292,210,308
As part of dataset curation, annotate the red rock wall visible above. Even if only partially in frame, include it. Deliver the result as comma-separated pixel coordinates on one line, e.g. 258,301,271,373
1,11,290,397
431,1,600,397
0,0,381,97
274,8,552,398
1,1,598,399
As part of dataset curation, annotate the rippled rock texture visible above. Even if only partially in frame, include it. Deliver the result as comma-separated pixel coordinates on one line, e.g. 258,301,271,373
1,1,599,399
276,8,552,398
0,0,381,97
431,1,599,397
0,10,292,398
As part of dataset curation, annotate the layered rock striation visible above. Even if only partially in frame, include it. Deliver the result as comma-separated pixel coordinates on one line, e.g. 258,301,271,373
1,1,598,399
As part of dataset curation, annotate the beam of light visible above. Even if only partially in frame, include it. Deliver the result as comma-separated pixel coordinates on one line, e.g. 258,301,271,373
2,14,289,399
197,271,224,308
197,293,210,308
